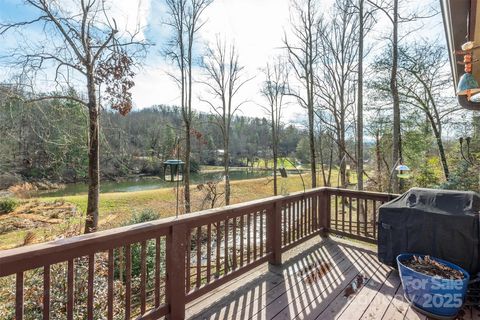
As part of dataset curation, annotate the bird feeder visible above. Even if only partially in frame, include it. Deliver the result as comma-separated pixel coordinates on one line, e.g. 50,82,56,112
395,164,411,179
163,159,185,182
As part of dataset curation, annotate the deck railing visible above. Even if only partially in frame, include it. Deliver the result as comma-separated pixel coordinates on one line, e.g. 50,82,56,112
0,187,395,319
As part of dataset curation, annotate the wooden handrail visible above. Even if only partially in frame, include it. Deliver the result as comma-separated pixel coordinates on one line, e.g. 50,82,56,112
0,187,396,319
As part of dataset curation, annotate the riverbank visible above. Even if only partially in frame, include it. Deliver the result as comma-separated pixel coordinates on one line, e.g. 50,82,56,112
0,173,322,250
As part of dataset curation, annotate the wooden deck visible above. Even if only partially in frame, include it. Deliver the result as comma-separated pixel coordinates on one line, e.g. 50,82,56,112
186,236,480,320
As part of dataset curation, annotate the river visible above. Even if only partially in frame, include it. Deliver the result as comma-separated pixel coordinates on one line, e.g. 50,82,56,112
39,169,272,197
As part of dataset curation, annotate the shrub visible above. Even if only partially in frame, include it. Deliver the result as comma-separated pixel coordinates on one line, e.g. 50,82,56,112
126,209,160,225
190,157,201,173
415,159,440,188
441,161,479,191
115,209,163,281
0,198,18,214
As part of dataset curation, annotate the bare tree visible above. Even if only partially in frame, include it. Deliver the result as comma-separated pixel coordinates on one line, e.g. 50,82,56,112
367,0,438,192
347,0,377,190
316,0,359,188
197,180,224,209
165,0,212,213
395,42,457,180
1,0,146,233
260,58,289,195
284,0,322,188
201,38,250,205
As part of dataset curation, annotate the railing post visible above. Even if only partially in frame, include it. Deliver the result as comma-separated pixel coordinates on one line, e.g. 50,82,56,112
319,189,330,237
267,199,282,265
167,223,188,319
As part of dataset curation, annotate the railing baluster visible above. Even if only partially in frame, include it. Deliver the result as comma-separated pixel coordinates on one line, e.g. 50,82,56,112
247,213,251,264
108,249,114,320
296,200,300,241
288,202,292,244
224,219,229,272
43,265,50,320
186,231,191,291
140,241,146,314
88,254,94,320
253,212,257,259
155,237,161,308
341,196,346,232
373,201,377,239
282,203,287,245
300,197,304,237
356,197,360,235
312,195,316,232
125,245,131,319
364,199,368,236
207,224,212,282
307,197,310,234
260,210,264,256
335,195,338,231
290,201,293,239
309,196,313,233
232,217,237,269
67,259,74,320
348,196,352,234
16,272,23,320
216,222,221,278
312,195,317,231
303,197,310,236
292,201,296,241
306,196,310,234
239,216,244,266
196,226,201,287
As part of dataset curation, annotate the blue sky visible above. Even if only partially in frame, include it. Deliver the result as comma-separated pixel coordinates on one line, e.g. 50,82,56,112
0,0,446,120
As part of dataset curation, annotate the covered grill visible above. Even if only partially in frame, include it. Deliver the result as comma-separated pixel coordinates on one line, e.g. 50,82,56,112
378,188,480,275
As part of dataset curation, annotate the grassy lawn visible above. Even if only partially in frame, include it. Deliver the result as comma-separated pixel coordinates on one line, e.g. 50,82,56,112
0,174,311,249
0,168,363,250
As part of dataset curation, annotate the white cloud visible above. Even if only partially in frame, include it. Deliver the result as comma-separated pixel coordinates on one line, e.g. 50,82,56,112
106,0,152,39
133,0,294,119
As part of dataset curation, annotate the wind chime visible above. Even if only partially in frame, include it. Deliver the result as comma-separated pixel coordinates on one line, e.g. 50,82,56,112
457,41,480,102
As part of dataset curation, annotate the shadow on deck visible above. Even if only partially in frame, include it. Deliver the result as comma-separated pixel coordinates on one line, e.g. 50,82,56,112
186,236,479,320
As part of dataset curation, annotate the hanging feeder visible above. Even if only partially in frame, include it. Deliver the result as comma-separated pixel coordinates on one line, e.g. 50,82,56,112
163,159,185,182
395,164,411,179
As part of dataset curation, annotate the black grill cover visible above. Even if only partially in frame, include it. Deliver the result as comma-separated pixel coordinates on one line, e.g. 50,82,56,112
378,188,480,274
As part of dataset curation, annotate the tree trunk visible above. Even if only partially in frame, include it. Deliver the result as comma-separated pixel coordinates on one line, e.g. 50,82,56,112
426,113,449,181
339,125,347,188
356,0,364,191
184,123,191,213
436,133,449,181
85,71,100,234
308,106,317,188
391,0,401,193
327,142,333,186
224,139,230,205
375,130,383,192
272,113,278,196
318,134,328,187
273,153,278,196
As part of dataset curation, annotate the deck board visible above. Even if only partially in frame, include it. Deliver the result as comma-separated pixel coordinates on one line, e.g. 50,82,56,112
299,248,383,320
359,270,401,320
186,236,476,320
